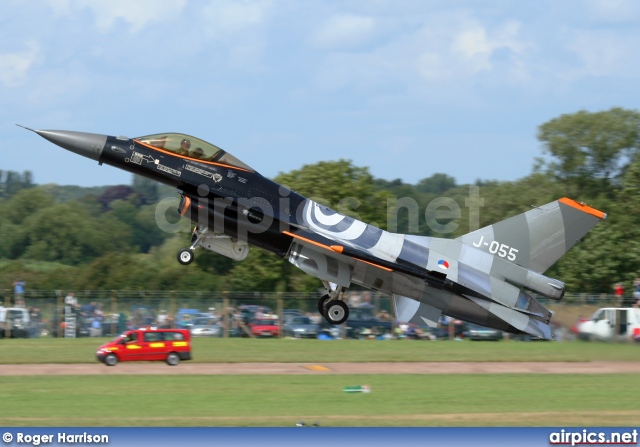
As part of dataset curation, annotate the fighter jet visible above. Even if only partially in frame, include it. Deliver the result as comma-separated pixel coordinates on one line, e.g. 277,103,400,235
22,126,607,339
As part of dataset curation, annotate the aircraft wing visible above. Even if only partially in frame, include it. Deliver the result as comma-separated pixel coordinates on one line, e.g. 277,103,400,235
454,270,555,339
284,228,442,311
284,227,448,293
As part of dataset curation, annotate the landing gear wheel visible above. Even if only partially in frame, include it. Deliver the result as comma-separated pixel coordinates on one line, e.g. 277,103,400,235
105,353,118,366
317,294,331,317
324,300,349,325
166,353,180,366
177,249,194,265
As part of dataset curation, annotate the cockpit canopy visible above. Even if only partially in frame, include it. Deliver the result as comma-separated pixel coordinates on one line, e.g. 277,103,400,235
135,133,254,172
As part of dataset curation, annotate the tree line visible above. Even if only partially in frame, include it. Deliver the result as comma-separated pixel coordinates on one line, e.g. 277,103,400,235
1,107,639,295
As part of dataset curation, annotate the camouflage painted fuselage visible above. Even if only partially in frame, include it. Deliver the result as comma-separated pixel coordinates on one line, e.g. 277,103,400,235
30,128,607,339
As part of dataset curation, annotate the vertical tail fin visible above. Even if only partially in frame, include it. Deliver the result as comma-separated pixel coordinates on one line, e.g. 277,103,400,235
456,198,606,273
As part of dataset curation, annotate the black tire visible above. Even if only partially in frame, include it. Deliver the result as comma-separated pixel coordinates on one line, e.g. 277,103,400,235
105,353,118,366
166,352,180,366
324,300,349,325
177,249,194,265
317,294,331,317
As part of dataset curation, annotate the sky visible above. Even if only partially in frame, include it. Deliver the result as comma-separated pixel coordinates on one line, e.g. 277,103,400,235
2,0,640,187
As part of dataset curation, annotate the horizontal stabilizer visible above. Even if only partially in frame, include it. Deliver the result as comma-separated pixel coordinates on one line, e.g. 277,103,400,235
466,296,552,339
392,294,442,327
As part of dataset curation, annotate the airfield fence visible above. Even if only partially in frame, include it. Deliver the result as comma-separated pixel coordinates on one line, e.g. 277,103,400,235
0,289,633,339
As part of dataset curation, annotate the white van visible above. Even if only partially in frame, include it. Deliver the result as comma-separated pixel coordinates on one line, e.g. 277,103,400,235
577,307,640,342
0,307,32,338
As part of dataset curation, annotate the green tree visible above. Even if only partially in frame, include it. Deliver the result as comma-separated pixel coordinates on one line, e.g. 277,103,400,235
416,173,457,195
21,202,132,265
132,174,159,203
2,187,55,224
0,170,34,198
546,154,640,293
374,178,418,199
107,200,169,253
470,173,564,231
547,205,636,293
75,252,159,290
229,249,290,292
537,107,640,197
194,250,235,276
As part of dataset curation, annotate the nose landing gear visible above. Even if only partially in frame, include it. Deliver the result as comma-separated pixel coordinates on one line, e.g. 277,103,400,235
177,226,206,265
177,248,195,265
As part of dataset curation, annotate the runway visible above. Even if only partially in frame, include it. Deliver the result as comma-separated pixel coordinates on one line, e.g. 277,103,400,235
1,361,639,375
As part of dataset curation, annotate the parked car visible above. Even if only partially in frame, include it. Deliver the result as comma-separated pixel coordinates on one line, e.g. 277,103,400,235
238,305,273,324
248,318,280,338
283,316,319,338
463,323,503,341
509,333,549,341
319,304,392,339
176,309,212,330
189,317,222,337
96,328,192,366
283,309,305,324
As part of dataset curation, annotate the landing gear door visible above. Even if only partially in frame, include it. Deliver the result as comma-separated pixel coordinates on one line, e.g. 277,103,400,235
201,236,249,261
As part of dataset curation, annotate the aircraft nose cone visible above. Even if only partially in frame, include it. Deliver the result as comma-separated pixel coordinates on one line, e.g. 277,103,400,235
35,129,107,161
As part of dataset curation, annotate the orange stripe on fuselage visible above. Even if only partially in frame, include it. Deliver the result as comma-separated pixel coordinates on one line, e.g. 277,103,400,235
329,244,393,271
283,231,334,251
284,233,393,272
558,198,606,220
133,140,252,173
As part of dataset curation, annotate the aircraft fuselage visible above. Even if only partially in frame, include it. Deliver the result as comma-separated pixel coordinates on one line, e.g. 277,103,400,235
101,135,302,256
27,127,607,339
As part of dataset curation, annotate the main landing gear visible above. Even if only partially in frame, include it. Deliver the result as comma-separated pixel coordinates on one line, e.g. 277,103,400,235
318,280,349,325
177,226,205,265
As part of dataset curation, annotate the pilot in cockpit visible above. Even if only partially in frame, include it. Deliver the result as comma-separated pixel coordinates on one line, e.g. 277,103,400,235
179,138,191,155
190,147,205,159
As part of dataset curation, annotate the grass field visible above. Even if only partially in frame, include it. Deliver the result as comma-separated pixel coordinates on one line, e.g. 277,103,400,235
0,337,638,363
0,374,637,427
1,338,637,427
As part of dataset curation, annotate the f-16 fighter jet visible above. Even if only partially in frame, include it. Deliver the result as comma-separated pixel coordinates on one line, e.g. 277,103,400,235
22,126,606,339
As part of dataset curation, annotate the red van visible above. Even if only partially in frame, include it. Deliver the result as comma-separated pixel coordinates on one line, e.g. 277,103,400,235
96,328,192,366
